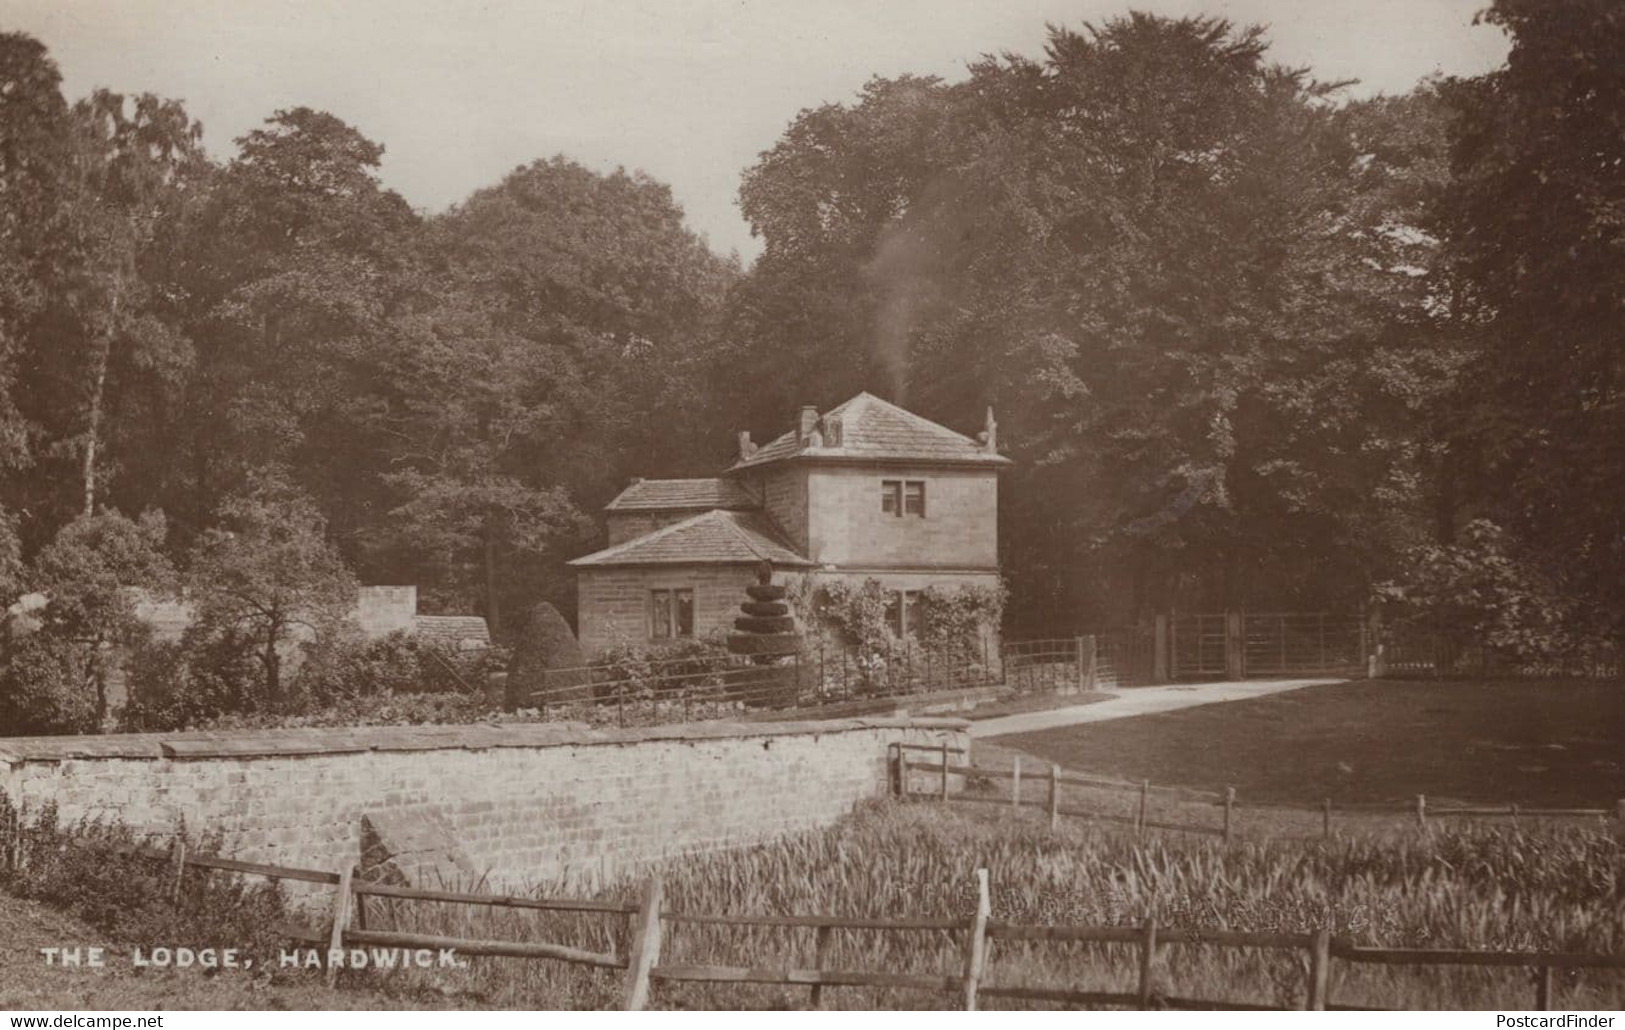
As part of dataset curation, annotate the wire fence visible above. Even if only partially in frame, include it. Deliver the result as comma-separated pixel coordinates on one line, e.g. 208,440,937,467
530,633,1006,726
1377,625,1622,680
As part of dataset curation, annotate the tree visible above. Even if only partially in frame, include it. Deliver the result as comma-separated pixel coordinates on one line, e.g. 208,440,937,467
0,509,169,732
726,15,1457,627
0,34,75,477
187,477,358,708
1436,0,1625,632
366,159,736,631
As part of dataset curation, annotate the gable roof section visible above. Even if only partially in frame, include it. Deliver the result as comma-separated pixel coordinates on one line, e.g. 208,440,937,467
605,477,757,512
567,508,812,568
727,392,1010,471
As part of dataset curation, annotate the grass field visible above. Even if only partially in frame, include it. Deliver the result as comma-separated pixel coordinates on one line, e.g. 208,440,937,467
992,678,1625,807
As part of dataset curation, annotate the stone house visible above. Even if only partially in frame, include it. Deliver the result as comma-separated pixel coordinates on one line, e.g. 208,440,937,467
568,392,1009,657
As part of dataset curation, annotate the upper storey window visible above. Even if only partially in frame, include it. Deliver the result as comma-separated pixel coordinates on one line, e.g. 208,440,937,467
881,480,926,517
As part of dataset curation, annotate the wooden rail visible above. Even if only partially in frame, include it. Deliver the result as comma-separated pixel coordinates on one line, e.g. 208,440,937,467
903,754,1625,843
15,829,1625,1010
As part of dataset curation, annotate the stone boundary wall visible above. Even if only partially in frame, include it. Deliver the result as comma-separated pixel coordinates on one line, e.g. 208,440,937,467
0,718,966,891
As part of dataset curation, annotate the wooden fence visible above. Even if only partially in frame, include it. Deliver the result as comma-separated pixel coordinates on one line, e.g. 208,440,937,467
13,829,1623,1010
896,744,1625,844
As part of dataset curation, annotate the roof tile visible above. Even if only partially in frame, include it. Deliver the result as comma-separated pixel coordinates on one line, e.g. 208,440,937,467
568,509,811,568
605,478,757,512
728,392,1009,471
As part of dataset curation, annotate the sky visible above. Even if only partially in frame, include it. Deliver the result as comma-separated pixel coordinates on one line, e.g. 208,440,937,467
7,0,1511,261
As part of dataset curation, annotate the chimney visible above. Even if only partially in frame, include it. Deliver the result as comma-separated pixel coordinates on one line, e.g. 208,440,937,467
798,405,819,440
982,407,998,454
736,431,755,462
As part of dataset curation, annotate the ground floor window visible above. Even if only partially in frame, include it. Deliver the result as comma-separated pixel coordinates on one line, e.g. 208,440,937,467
650,588,694,639
886,589,924,640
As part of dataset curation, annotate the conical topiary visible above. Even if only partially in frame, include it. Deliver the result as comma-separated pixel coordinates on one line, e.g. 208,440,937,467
725,560,803,706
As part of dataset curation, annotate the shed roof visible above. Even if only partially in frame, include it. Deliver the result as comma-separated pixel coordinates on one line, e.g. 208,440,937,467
567,509,811,568
411,615,492,649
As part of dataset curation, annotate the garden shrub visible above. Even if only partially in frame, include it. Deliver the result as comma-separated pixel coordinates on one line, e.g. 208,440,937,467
0,798,295,967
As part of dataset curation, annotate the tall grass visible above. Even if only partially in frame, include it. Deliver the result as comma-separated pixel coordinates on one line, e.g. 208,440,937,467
359,801,1624,1010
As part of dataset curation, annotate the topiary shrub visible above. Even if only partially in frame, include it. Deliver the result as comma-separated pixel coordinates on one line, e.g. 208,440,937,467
507,602,586,710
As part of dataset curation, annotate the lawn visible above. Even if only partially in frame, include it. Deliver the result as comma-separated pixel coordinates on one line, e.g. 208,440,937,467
990,678,1625,807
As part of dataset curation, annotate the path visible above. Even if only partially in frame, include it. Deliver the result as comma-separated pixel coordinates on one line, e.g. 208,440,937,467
969,678,1342,738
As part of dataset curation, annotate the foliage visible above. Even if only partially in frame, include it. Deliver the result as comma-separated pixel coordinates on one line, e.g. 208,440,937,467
1435,0,1625,631
186,476,359,709
0,632,100,734
815,579,895,658
116,626,265,732
916,582,1006,662
295,629,495,705
505,602,585,709
0,510,171,731
1380,519,1584,660
340,801,1625,1009
724,15,1459,628
0,802,296,969
588,635,735,699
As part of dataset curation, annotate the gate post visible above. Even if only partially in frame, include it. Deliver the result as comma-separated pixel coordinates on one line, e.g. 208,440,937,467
1152,615,1169,683
1225,612,1245,680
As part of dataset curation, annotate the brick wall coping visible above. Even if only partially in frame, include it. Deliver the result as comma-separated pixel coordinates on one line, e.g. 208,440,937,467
0,717,968,765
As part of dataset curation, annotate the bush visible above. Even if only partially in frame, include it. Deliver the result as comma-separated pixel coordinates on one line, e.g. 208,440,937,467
0,632,100,735
506,603,584,709
0,798,296,968
590,636,735,700
119,624,265,732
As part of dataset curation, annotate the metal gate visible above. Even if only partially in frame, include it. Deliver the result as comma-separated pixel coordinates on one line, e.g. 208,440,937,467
1170,613,1228,679
1169,611,1366,680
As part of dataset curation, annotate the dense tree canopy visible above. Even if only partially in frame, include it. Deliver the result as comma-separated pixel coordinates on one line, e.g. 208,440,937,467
722,15,1464,628
0,3,1619,734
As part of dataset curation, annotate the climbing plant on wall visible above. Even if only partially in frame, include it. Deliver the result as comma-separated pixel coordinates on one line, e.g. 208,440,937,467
918,582,1007,662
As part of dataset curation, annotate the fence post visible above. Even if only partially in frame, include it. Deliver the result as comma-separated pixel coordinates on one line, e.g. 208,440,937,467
1084,635,1098,691
939,742,950,803
888,743,903,798
616,681,625,728
961,868,991,1011
1153,614,1169,682
1137,920,1158,1009
325,865,353,988
1323,799,1332,842
1137,780,1149,835
1011,757,1021,809
1307,929,1332,1010
810,924,834,1009
1535,965,1554,1010
1223,788,1236,845
1226,612,1245,680
352,867,368,931
1416,794,1427,830
170,838,186,905
622,877,664,1011
1048,763,1059,831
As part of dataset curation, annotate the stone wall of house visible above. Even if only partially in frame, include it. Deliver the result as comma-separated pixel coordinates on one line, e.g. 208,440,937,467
807,466,999,569
756,466,810,554
0,719,967,892
574,565,759,657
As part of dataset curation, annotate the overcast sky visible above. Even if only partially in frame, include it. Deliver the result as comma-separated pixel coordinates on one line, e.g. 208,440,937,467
9,0,1510,260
